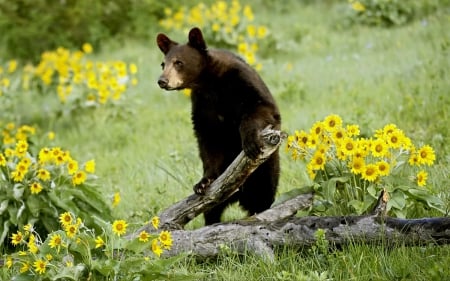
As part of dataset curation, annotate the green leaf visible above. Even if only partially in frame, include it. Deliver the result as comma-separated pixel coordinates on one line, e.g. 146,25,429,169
51,263,87,281
0,220,10,245
26,195,43,216
13,185,25,200
323,176,350,201
11,274,35,281
92,259,119,277
387,191,406,210
407,188,445,213
0,199,9,214
348,199,364,213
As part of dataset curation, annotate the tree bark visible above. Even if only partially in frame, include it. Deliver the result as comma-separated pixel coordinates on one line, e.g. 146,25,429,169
164,197,450,260
132,128,450,260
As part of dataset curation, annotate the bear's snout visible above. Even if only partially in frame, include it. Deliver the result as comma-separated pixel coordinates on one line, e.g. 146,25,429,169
157,77,169,89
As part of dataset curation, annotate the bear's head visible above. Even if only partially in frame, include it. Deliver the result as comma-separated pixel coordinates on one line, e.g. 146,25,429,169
156,27,208,90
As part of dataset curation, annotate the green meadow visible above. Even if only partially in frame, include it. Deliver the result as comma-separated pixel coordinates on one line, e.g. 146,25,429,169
1,1,450,280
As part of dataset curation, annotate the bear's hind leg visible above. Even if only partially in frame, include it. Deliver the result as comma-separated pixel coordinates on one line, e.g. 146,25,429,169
239,155,279,215
204,193,239,225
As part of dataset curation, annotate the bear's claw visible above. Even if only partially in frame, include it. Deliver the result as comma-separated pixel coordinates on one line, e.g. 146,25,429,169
193,177,213,195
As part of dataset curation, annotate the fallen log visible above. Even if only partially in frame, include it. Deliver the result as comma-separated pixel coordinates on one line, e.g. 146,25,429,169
132,128,450,260
163,191,450,260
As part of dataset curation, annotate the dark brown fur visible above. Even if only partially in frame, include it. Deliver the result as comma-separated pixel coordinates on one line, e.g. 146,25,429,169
157,27,281,225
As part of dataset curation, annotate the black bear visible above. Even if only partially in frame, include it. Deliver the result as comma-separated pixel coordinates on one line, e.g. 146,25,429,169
156,27,281,225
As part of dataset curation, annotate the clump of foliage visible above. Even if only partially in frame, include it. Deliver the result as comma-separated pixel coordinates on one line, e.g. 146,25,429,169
286,114,444,217
0,122,112,246
3,214,188,280
346,0,449,26
0,0,180,61
0,44,138,119
159,0,270,71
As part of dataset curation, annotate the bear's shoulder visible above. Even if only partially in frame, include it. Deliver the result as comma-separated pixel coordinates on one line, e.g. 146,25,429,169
206,49,251,77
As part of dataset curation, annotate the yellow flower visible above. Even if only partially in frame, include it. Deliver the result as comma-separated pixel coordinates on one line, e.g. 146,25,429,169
28,235,38,254
351,1,366,12
346,124,360,137
72,170,87,185
11,231,24,246
8,59,18,73
376,161,390,176
85,159,96,173
257,26,268,39
349,157,365,175
59,212,73,227
30,182,43,194
47,131,56,140
306,134,318,148
310,121,324,138
371,138,388,158
65,224,79,238
323,114,342,132
33,259,47,275
159,230,173,249
48,233,63,249
11,169,25,182
15,140,29,157
23,224,33,233
151,216,160,230
417,145,435,166
385,129,405,149
129,63,138,74
332,127,346,144
0,153,6,166
416,170,428,187
361,164,378,182
46,254,53,261
243,5,254,21
341,137,356,156
38,147,52,163
37,168,51,181
95,236,105,248
67,159,79,175
6,256,13,269
247,25,256,38
151,238,163,257
20,262,30,273
138,231,150,242
306,163,316,180
310,151,326,170
82,43,93,54
112,220,128,236
112,192,121,207
295,130,309,148
408,150,420,166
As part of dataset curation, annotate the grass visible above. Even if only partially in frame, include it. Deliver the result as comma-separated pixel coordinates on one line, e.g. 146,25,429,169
3,1,450,280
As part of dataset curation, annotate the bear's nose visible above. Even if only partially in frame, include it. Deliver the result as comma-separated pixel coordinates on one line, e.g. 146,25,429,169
158,77,168,89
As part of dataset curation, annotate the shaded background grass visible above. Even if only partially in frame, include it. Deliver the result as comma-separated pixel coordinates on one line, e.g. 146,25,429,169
1,0,449,280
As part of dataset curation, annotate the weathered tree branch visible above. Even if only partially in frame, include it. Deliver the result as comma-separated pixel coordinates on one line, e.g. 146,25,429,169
136,126,286,232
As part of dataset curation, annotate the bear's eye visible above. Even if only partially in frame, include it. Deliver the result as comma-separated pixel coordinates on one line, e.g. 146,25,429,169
160,62,165,69
174,60,183,67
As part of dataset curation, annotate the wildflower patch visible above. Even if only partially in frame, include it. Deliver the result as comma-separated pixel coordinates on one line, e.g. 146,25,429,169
286,114,443,217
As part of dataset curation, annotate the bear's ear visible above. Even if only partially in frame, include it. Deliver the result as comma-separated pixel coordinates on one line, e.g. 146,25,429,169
157,33,178,54
188,27,207,52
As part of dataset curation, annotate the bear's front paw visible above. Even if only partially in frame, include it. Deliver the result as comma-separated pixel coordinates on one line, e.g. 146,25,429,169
193,177,214,195
243,139,262,160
